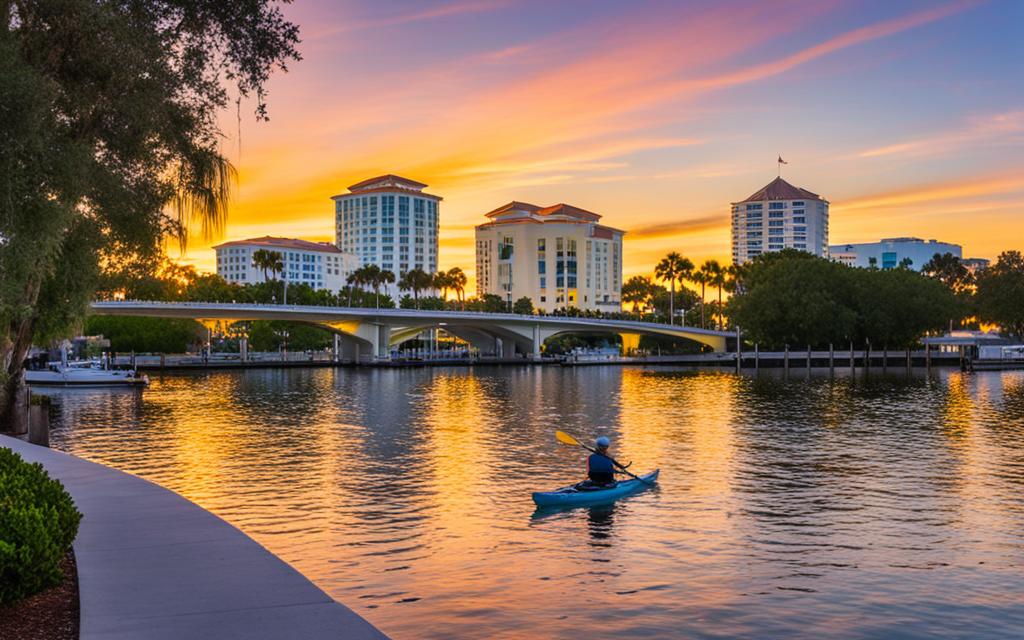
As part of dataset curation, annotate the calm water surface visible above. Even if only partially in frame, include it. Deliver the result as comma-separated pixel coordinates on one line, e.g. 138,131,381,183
45,366,1024,639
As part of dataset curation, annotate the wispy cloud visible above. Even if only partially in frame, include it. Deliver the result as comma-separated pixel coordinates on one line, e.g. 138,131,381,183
835,173,1024,212
859,110,1024,158
310,0,511,37
627,214,727,240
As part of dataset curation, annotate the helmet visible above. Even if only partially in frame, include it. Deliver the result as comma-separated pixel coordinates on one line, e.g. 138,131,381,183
596,436,611,449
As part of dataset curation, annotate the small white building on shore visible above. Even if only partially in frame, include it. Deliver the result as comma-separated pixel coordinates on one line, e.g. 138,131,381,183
214,236,356,292
829,237,962,270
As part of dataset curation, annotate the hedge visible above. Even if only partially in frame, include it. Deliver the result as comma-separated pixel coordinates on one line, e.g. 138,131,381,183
0,447,82,605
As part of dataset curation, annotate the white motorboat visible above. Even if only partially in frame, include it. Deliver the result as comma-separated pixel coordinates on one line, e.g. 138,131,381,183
25,359,149,387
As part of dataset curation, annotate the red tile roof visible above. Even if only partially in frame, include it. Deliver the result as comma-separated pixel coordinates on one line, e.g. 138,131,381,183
535,203,601,221
484,201,543,218
213,236,343,254
738,177,824,203
330,186,442,201
347,174,428,191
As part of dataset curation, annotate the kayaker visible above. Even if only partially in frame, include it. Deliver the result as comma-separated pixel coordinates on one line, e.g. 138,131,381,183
587,437,616,485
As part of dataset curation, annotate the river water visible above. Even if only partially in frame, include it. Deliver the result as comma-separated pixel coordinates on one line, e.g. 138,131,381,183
43,366,1024,639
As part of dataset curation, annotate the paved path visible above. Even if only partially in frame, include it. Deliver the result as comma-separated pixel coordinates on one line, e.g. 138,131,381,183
2,435,389,640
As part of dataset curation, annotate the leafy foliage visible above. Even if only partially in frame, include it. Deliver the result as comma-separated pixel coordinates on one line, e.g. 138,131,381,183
0,0,300,421
512,296,535,315
975,251,1024,338
0,447,82,605
728,250,960,348
84,316,202,353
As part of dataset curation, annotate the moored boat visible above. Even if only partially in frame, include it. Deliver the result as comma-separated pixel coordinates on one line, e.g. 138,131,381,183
532,470,659,507
25,361,149,387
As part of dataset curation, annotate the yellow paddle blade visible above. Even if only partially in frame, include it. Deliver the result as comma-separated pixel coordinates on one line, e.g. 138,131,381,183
555,431,581,446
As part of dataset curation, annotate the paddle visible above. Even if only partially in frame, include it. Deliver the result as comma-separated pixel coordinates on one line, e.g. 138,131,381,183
555,430,654,485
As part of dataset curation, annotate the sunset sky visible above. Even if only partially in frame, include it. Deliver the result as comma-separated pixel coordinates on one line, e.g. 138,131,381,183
188,0,1024,289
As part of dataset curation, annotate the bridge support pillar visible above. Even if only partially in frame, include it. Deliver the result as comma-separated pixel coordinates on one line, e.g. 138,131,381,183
619,333,641,356
333,334,341,363
532,324,542,360
494,336,503,358
240,337,249,363
377,324,390,361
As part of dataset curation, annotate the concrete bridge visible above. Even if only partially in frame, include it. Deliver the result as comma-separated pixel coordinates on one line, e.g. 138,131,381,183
90,301,733,362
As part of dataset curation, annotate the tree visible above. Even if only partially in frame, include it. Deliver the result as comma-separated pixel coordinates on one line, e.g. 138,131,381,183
691,264,714,329
654,252,693,326
398,268,433,309
85,316,202,353
447,267,468,309
433,271,452,301
480,294,506,313
922,252,974,294
728,250,958,348
251,249,280,283
0,1,300,424
702,260,725,330
976,251,1024,338
512,296,534,315
621,276,653,318
728,254,858,347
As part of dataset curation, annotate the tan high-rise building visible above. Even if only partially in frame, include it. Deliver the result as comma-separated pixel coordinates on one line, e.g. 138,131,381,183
475,202,623,313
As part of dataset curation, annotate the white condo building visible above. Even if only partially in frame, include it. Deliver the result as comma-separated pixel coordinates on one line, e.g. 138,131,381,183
475,202,623,313
830,237,962,270
731,177,829,264
331,175,441,298
214,236,357,291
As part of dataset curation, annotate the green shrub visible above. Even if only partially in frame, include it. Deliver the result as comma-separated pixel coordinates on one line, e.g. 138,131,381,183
0,447,82,605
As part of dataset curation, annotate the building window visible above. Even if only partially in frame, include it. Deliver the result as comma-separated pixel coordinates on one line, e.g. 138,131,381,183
769,202,786,210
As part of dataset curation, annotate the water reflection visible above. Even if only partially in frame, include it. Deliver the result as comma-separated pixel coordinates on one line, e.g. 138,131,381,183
42,367,1024,639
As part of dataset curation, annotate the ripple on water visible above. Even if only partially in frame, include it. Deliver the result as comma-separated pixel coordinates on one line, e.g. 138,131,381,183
45,367,1024,640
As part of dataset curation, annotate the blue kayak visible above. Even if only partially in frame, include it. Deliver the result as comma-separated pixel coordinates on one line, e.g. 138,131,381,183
532,470,660,507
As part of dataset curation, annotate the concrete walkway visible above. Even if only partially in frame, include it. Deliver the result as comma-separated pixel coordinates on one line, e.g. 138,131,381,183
2,435,389,640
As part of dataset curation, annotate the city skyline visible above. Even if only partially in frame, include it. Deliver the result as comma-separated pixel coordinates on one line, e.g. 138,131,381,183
180,0,1022,289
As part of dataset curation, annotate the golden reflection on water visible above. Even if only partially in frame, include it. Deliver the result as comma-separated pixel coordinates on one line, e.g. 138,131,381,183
44,367,1024,640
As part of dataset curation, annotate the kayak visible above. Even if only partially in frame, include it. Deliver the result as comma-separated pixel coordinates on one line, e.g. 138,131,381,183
532,470,659,507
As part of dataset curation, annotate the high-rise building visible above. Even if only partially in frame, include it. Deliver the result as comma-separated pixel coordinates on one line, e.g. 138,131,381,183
214,236,356,291
829,238,962,270
731,177,829,264
475,201,623,313
331,175,441,295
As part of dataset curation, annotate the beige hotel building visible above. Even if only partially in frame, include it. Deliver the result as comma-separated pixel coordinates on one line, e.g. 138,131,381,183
474,201,624,313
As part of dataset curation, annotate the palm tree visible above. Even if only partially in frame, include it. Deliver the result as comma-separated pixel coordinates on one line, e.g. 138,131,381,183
355,264,380,308
703,260,725,330
447,267,467,309
654,252,694,325
345,271,360,307
257,250,284,303
251,249,275,282
690,268,709,329
378,269,396,308
433,270,452,300
398,268,433,309
622,275,652,318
